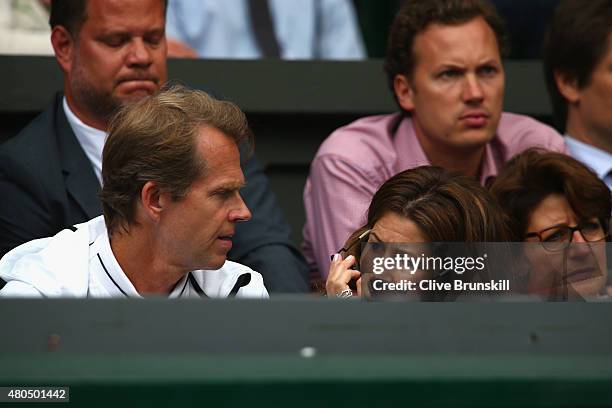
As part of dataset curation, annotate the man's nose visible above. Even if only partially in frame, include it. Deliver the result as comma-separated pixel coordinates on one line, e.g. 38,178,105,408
230,197,252,223
126,38,153,67
462,75,484,103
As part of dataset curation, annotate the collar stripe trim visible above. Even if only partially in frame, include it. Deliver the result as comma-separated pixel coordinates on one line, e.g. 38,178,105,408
96,253,129,298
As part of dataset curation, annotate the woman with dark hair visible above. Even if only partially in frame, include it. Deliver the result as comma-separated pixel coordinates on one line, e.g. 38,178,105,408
326,166,510,298
490,149,611,299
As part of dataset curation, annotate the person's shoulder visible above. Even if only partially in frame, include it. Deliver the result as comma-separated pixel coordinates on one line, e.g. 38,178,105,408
497,112,561,139
0,218,100,297
220,261,267,296
496,112,566,152
0,95,67,188
318,113,401,154
193,261,269,298
314,113,403,167
0,96,60,160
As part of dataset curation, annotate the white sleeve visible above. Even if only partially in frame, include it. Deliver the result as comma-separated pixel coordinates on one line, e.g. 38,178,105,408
252,272,269,299
235,271,269,299
0,281,44,297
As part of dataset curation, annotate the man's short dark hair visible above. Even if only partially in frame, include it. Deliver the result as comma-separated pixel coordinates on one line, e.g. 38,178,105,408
543,0,612,130
384,0,509,102
49,0,168,35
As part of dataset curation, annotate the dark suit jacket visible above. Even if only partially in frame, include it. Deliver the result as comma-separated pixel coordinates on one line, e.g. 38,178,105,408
0,94,308,293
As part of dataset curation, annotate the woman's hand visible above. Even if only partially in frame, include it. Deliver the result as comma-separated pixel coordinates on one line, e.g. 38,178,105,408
326,254,361,298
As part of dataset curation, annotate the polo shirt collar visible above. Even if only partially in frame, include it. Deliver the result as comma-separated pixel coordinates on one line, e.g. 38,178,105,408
90,232,191,298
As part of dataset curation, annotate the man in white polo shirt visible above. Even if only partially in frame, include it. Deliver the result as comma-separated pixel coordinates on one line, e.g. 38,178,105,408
0,86,268,298
0,0,309,293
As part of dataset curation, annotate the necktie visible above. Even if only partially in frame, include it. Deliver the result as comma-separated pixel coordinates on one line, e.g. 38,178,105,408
248,0,281,58
604,169,612,191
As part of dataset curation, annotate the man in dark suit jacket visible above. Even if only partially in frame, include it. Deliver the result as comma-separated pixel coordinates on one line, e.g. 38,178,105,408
0,0,308,293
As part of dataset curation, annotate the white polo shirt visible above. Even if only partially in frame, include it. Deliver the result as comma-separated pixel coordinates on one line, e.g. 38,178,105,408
0,216,269,299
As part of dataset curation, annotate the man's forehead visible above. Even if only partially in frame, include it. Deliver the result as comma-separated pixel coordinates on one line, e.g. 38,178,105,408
207,175,246,189
197,126,238,151
195,127,242,178
413,17,499,62
599,33,612,65
83,0,165,31
200,139,238,153
200,164,246,191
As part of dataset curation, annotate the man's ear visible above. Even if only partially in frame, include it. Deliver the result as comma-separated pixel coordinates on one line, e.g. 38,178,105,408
51,25,74,74
140,181,165,222
394,74,415,112
554,70,581,104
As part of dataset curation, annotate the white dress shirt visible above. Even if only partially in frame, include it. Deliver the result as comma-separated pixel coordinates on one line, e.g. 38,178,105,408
566,136,612,190
166,0,366,60
63,97,106,184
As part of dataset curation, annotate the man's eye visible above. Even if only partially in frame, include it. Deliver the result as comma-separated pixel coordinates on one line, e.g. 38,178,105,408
438,70,461,79
146,35,163,45
215,190,235,198
103,37,127,47
478,66,498,77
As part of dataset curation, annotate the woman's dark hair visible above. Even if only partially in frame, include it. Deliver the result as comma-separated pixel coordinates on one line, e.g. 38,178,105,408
489,149,611,241
342,166,510,261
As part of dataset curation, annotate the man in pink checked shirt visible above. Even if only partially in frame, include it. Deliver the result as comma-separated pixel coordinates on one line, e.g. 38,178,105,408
303,0,567,281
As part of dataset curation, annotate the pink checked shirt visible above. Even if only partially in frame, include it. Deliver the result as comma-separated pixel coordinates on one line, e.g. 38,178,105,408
303,112,567,279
